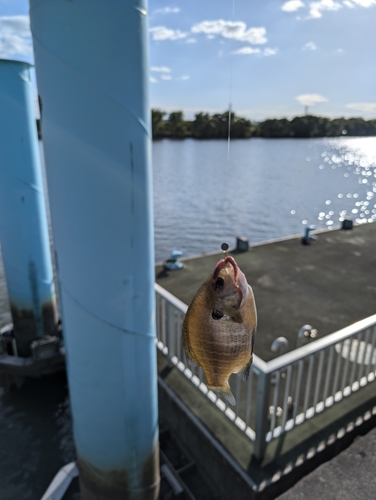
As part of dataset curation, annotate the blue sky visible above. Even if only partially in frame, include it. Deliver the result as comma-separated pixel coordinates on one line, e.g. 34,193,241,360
1,0,375,121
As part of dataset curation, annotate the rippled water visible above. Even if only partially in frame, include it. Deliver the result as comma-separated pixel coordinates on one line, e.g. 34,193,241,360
0,136,375,498
153,137,376,262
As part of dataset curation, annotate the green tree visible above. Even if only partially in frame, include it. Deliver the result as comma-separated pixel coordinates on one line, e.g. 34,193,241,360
289,115,328,137
151,109,166,139
211,112,230,138
256,118,291,138
193,111,255,139
166,111,189,138
230,116,255,138
192,112,217,138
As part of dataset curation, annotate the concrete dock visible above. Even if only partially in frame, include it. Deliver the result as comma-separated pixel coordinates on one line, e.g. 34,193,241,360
156,222,376,362
155,222,376,499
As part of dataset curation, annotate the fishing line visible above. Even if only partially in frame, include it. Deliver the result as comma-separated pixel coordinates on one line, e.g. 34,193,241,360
227,0,235,163
222,0,236,249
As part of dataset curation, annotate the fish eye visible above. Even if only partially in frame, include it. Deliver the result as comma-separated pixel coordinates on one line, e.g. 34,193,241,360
212,310,224,320
215,277,224,290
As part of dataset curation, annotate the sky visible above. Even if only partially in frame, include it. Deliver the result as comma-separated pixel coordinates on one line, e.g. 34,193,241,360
0,0,375,121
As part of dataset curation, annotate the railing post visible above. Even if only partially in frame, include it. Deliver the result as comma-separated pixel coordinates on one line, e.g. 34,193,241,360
166,302,174,364
253,370,271,460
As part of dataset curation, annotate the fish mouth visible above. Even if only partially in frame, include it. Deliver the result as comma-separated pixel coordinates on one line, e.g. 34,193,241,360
212,256,242,309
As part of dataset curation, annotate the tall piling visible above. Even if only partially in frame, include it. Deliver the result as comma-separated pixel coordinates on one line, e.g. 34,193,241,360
0,59,57,357
29,1,159,498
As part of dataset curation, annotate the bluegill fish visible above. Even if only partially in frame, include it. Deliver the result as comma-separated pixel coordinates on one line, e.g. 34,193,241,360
182,255,257,406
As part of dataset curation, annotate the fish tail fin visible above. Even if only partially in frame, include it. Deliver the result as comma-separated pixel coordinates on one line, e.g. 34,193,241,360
208,384,236,406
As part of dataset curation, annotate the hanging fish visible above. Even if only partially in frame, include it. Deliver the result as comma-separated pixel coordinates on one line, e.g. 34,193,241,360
182,254,257,406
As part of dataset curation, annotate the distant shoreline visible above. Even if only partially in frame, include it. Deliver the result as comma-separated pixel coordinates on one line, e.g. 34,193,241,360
36,112,376,141
151,110,376,140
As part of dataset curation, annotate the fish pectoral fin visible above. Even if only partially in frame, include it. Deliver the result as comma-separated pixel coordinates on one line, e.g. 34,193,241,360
208,384,236,407
236,354,253,382
230,309,243,323
220,304,244,323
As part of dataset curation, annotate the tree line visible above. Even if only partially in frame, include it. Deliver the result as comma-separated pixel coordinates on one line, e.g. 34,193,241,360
36,112,376,141
152,110,376,139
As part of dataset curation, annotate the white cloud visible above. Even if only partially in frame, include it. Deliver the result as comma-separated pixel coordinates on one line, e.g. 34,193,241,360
281,1,305,12
151,66,171,73
302,41,317,50
283,0,376,18
149,26,188,41
296,93,328,106
151,19,270,46
345,102,376,113
179,75,190,80
308,0,342,18
348,0,376,6
150,67,173,82
232,47,261,55
0,15,33,59
155,7,180,14
191,20,267,45
232,46,277,56
263,48,278,56
0,15,31,38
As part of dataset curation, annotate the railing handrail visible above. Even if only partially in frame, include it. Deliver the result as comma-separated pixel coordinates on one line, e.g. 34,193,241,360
264,314,376,373
155,282,376,459
155,283,188,313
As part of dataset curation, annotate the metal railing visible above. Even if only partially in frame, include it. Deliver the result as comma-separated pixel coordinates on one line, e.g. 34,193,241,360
155,283,376,459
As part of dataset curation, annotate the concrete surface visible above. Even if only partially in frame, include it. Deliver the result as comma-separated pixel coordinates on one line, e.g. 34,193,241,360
278,426,376,500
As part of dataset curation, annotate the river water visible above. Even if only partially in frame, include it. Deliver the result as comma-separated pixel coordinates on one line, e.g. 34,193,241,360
153,136,376,262
0,137,375,499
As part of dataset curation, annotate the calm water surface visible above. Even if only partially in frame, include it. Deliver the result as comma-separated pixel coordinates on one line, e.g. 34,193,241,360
0,137,376,499
153,137,376,262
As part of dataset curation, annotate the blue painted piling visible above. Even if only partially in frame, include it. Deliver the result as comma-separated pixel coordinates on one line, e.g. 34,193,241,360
29,1,159,498
0,59,57,357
